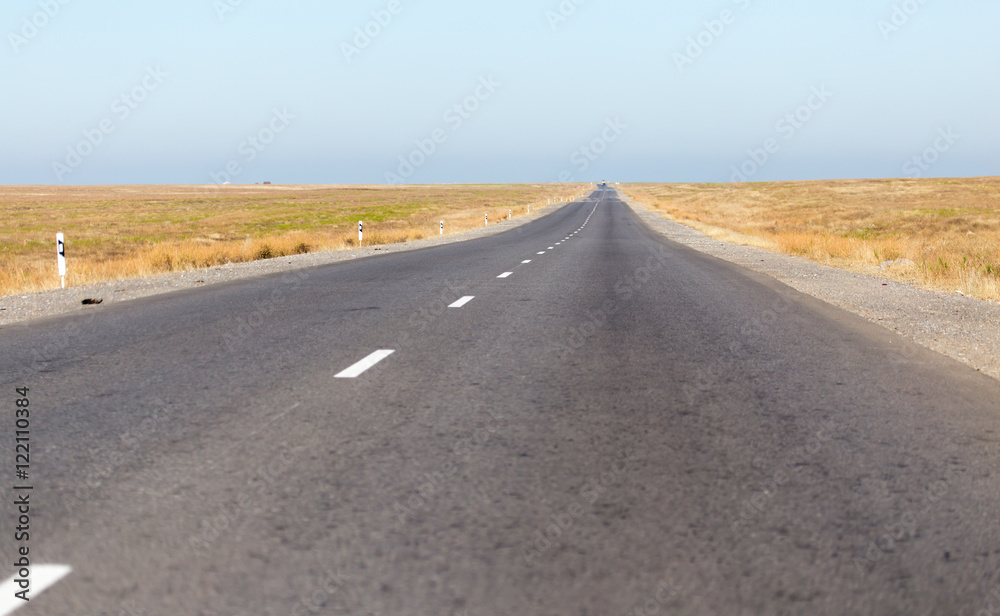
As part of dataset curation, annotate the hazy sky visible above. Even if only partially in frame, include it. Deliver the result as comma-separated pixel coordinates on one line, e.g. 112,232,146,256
2,0,997,185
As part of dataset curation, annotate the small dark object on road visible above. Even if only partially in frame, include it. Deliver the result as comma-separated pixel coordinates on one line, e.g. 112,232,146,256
81,298,104,305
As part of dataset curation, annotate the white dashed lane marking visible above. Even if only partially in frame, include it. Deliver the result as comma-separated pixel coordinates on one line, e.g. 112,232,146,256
522,260,532,264
449,296,476,309
0,565,72,616
537,251,546,255
498,272,513,279
335,350,396,379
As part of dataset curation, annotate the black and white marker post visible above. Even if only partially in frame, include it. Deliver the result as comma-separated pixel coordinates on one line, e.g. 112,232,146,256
56,232,66,288
440,221,444,235
359,221,363,246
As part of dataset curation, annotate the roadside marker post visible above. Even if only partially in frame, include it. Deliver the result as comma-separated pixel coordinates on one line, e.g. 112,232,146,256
56,233,66,288
485,213,488,226
440,221,444,235
359,221,363,245
508,209,511,220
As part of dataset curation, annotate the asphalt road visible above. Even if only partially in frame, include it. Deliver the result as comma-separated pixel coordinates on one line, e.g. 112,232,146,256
3,188,1000,616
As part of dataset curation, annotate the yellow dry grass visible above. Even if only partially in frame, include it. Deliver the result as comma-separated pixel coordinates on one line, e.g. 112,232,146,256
622,178,1000,301
0,184,586,297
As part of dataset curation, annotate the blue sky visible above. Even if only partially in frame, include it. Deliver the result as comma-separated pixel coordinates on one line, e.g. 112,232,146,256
1,0,997,185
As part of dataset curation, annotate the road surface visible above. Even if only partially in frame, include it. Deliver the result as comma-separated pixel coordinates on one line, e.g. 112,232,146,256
3,188,1000,615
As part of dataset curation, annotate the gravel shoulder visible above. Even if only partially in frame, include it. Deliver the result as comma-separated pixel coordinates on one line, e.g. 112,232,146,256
621,191,1000,382
0,206,556,328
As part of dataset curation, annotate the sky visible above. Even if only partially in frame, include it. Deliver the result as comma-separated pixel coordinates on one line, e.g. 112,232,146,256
1,0,998,185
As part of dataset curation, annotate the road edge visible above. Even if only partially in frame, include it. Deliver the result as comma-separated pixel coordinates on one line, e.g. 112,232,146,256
616,189,1000,382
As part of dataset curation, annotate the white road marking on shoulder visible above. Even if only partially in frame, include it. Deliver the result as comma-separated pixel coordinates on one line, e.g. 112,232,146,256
0,565,72,615
335,350,396,379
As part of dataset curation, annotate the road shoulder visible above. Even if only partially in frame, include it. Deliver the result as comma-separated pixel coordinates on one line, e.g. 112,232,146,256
619,190,1000,382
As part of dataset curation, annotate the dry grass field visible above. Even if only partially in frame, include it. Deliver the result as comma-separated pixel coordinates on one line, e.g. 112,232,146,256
0,184,585,297
622,178,1000,301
